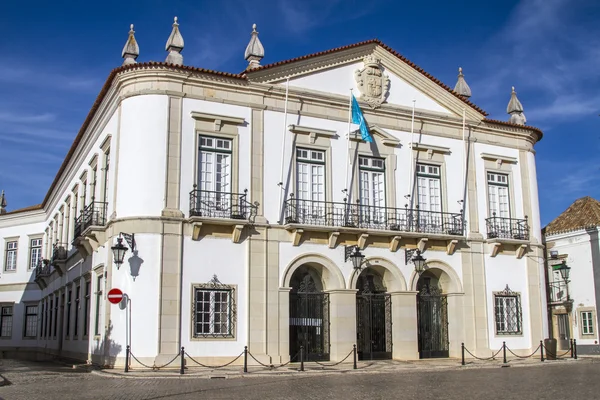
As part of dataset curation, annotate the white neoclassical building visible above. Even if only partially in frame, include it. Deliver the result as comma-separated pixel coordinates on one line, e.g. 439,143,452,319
0,18,548,367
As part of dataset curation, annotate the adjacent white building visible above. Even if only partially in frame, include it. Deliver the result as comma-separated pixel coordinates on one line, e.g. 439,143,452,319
543,196,600,354
0,18,548,367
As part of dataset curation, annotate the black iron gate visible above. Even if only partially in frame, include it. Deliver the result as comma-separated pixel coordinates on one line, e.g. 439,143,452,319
416,285,449,359
356,293,392,360
289,291,330,361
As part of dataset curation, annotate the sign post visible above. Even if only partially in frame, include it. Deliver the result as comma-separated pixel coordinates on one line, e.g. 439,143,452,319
107,288,130,371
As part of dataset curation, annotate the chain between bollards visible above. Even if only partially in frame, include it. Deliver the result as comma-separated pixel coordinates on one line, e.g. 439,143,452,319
461,343,465,366
540,341,544,362
180,346,185,375
244,346,248,373
503,342,507,364
125,345,130,373
574,339,578,359
353,344,357,369
300,346,304,372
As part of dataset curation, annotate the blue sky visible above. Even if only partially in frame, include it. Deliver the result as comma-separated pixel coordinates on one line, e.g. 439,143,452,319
0,0,599,225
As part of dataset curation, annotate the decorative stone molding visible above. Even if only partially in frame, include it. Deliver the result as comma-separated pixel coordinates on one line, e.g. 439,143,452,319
354,55,390,109
389,235,402,252
490,242,502,257
410,143,451,160
480,153,518,168
328,232,340,249
232,225,244,244
191,112,245,132
358,233,369,249
446,239,458,255
291,229,303,246
417,238,428,252
288,124,337,144
516,244,528,259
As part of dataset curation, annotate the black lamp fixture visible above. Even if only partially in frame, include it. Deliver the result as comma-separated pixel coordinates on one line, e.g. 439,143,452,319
345,245,366,270
111,232,136,269
405,248,427,275
557,261,571,282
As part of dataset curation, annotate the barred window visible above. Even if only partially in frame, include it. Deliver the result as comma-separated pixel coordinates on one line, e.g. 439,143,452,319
192,276,236,338
0,306,13,337
581,311,594,335
24,305,38,338
494,285,522,335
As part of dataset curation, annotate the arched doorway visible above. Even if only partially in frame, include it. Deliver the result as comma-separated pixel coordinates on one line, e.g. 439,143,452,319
416,269,449,358
289,266,330,361
355,268,392,360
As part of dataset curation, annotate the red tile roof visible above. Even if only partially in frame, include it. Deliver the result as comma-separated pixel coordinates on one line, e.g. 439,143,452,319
1,204,43,216
544,196,600,235
483,118,543,139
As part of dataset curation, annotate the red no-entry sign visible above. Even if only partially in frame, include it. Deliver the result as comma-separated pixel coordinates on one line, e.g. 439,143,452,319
107,288,124,304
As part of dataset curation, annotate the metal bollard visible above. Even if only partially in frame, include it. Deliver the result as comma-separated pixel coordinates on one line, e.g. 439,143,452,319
461,343,465,366
503,342,507,364
125,345,130,373
244,346,248,373
300,346,304,372
353,344,357,370
180,346,185,375
540,341,544,362
570,339,574,359
574,339,578,359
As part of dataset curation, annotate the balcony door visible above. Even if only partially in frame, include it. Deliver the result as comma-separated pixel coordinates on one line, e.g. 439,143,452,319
416,164,442,231
198,136,232,212
295,148,325,224
359,156,386,227
487,172,510,218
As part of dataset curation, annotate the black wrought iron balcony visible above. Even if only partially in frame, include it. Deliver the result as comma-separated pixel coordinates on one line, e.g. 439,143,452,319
283,195,464,236
34,258,52,280
189,187,258,221
74,201,108,238
485,213,529,240
549,281,569,304
51,243,68,265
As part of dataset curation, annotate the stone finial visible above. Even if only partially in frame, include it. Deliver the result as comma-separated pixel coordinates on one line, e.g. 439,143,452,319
0,190,6,215
165,16,184,65
507,86,527,125
244,23,264,70
121,24,140,66
454,67,472,99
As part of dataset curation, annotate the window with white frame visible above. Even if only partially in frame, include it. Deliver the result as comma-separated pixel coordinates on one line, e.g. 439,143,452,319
416,164,441,212
84,280,90,337
24,305,38,338
102,150,110,204
74,284,80,338
494,286,522,335
29,238,42,270
192,277,236,338
94,275,103,336
0,306,13,337
359,156,386,223
581,311,594,335
487,172,510,218
198,136,232,194
4,241,18,272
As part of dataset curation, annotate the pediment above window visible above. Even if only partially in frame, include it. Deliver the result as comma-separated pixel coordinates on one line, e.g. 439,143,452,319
288,124,337,144
191,111,246,132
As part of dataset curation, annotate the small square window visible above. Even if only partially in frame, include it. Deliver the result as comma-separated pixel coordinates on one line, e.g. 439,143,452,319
192,280,236,339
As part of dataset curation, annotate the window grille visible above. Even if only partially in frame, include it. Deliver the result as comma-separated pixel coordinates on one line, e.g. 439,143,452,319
494,285,522,335
192,275,236,338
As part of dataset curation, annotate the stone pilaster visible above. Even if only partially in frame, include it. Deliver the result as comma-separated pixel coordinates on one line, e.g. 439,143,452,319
248,226,268,355
250,108,265,220
278,288,291,362
327,289,357,362
446,293,465,357
163,96,183,215
390,291,419,360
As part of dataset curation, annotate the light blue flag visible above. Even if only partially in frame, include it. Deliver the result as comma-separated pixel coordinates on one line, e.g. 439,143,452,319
351,93,372,143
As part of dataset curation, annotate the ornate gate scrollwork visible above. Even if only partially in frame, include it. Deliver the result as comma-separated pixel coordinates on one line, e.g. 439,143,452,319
356,273,392,360
417,284,449,359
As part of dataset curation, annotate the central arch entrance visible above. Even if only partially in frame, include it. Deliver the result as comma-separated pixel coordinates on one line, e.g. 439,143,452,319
289,266,330,361
416,270,449,359
355,268,392,360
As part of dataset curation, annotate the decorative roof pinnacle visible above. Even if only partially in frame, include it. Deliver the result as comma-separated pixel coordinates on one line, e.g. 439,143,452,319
0,190,6,214
507,86,526,125
165,16,184,65
244,23,265,70
454,67,472,99
121,24,140,66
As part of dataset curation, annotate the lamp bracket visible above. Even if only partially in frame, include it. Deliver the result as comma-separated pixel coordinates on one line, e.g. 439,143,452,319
120,232,136,252
405,248,420,265
344,245,357,262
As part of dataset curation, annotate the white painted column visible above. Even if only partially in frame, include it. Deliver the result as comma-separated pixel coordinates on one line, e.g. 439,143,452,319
327,289,357,362
390,291,419,360
278,288,291,363
446,293,465,358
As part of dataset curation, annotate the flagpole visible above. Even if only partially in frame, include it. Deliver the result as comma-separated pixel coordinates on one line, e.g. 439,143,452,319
408,100,416,205
344,89,353,201
461,107,466,206
277,78,290,223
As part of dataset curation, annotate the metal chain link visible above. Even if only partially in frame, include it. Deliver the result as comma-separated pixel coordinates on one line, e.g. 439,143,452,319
184,351,243,369
543,345,572,359
463,346,504,361
505,344,541,359
313,348,354,367
129,351,179,370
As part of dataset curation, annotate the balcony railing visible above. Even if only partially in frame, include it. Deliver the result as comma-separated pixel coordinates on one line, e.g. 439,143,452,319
283,195,464,235
189,188,257,221
74,201,108,238
549,281,569,304
34,258,52,279
51,243,68,265
485,213,529,240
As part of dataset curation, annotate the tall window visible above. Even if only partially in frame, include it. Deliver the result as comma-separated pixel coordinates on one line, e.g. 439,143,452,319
359,156,385,224
81,179,88,208
102,151,110,203
581,311,594,335
24,305,38,338
487,172,510,218
65,289,72,338
193,282,236,338
53,295,59,337
84,280,90,337
29,238,42,270
48,298,53,338
94,275,103,336
494,287,522,335
4,241,18,271
296,148,325,203
40,301,46,338
91,165,97,202
416,164,441,212
74,285,80,337
0,306,13,337
72,189,78,238
198,136,232,202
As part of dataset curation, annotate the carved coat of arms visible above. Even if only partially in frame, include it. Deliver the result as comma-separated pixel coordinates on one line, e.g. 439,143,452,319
355,55,390,109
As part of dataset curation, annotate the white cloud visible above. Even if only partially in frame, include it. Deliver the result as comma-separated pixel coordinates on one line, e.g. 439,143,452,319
0,112,56,123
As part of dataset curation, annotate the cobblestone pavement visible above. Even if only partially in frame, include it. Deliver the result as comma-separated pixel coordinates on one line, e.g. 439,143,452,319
1,358,600,400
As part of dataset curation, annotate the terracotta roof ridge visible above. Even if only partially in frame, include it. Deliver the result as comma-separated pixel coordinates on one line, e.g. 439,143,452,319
483,118,543,138
0,204,43,216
